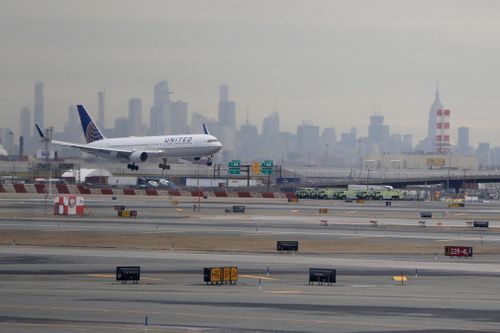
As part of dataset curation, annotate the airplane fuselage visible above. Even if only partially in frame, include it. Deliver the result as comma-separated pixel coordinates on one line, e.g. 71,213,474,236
89,134,222,160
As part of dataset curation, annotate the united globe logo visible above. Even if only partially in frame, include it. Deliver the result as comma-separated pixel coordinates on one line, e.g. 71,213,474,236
85,122,103,143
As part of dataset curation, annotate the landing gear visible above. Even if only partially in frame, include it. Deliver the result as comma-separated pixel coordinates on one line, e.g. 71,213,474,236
127,163,139,171
159,158,170,170
206,156,213,166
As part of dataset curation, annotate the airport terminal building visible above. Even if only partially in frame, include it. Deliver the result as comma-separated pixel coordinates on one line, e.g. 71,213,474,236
364,154,479,170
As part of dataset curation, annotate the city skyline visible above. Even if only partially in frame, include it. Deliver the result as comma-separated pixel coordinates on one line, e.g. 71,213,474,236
2,1,500,145
0,80,496,147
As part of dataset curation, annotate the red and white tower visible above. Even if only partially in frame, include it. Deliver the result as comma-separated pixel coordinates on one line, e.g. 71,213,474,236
435,109,450,153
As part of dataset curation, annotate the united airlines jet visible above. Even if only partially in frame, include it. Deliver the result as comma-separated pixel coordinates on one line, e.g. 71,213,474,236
35,105,222,171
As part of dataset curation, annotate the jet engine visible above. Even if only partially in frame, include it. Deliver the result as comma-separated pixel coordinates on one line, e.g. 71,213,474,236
129,151,148,163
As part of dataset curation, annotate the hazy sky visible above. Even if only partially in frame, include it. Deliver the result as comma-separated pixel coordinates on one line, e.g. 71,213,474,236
2,0,500,146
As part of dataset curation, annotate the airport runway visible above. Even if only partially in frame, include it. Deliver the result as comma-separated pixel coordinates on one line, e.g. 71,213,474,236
1,246,500,332
2,195,500,332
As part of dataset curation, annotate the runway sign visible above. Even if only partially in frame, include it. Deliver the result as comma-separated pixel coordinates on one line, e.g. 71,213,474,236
277,241,299,252
232,205,245,213
309,268,336,285
420,211,432,219
445,246,473,257
116,266,140,283
473,221,489,228
204,267,238,285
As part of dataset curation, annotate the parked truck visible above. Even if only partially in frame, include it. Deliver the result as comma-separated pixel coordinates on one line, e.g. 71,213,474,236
107,176,139,187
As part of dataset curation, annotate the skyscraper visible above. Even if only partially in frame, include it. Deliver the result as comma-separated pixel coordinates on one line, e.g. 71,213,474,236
218,84,236,130
149,81,171,135
63,105,81,143
128,98,142,135
98,90,105,128
34,81,44,130
19,107,31,139
170,100,188,135
458,127,472,155
368,114,389,143
297,122,320,152
426,87,444,153
262,112,280,139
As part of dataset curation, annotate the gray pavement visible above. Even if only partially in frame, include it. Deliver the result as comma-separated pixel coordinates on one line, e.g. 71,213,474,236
2,196,500,332
1,246,500,332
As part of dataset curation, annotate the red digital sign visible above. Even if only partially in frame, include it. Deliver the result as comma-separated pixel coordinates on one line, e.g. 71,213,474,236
445,246,473,257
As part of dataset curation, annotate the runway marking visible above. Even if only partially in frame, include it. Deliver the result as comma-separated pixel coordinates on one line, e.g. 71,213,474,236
0,304,494,332
86,274,163,281
239,274,276,280
268,290,303,294
87,274,114,278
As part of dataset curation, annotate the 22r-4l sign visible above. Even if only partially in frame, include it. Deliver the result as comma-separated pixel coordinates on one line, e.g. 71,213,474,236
445,246,473,257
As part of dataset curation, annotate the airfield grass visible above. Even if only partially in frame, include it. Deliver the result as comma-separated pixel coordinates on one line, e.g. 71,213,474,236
1,229,499,254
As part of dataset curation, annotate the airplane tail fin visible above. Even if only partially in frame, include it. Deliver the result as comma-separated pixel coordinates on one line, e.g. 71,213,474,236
202,123,210,135
77,105,105,143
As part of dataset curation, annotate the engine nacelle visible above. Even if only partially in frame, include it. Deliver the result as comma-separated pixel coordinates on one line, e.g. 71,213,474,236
129,151,148,163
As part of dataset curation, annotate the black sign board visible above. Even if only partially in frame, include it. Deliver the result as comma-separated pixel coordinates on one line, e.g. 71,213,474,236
420,211,432,219
232,205,245,213
277,240,299,252
473,221,489,228
445,246,473,257
309,268,336,285
116,266,140,283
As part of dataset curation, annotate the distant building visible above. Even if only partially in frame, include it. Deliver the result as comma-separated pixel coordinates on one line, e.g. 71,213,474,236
297,122,319,152
457,127,472,155
340,130,357,149
476,142,491,167
218,84,236,130
364,153,478,170
435,108,451,153
402,134,413,152
114,117,129,138
238,122,259,161
98,90,105,128
170,100,188,135
426,87,442,152
128,98,142,135
34,81,44,130
19,107,31,139
368,114,389,143
149,80,172,135
191,113,208,133
262,112,279,139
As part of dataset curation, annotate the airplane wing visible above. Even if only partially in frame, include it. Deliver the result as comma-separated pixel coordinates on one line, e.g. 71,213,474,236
35,124,163,161
50,140,164,160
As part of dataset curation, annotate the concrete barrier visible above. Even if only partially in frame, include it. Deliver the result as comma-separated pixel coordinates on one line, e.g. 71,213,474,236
261,192,275,198
237,192,251,198
34,184,45,194
0,184,4,193
168,189,181,196
145,189,158,196
191,190,203,197
214,191,228,197
14,184,27,193
77,185,92,195
101,188,113,195
56,183,70,194
123,188,136,195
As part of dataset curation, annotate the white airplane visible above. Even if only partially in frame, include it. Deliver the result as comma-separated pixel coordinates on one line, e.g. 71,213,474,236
35,105,223,171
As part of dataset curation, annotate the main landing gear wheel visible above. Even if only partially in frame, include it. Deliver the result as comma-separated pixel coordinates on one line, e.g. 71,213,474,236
127,163,139,171
159,158,170,170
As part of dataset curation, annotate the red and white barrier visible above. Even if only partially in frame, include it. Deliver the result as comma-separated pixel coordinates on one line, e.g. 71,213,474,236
53,195,84,215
